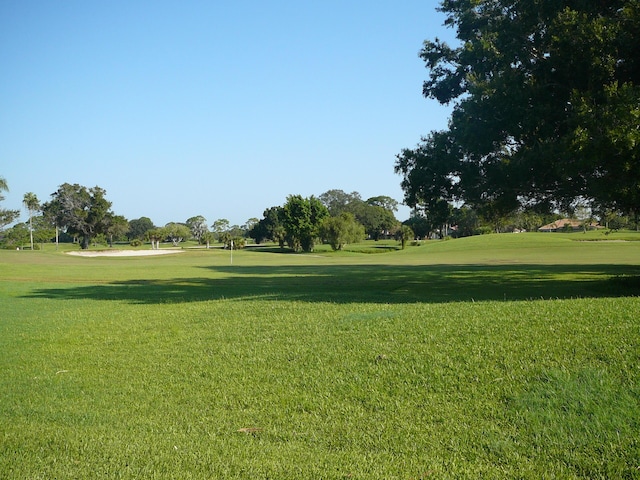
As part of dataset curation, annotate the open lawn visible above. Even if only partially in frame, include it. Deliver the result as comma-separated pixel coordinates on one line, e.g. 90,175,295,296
1,233,639,478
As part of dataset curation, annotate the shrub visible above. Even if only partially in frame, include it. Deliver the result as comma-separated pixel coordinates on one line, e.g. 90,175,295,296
225,237,245,249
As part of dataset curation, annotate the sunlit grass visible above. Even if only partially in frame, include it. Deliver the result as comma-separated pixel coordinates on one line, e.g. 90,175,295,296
1,234,639,478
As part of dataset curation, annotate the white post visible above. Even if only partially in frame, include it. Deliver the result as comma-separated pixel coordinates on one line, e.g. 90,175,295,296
230,239,234,264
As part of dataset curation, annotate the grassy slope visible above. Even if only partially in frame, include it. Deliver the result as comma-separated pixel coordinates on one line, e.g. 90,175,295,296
0,234,639,479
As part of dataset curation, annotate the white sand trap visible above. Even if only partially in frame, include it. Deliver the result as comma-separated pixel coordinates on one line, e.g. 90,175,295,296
67,249,185,257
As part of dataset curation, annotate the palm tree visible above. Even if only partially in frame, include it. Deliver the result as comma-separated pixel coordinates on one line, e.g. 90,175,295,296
1,176,20,232
0,177,8,197
23,192,40,250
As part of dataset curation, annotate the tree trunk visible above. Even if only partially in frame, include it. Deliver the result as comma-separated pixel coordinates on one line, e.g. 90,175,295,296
81,235,90,249
29,215,34,250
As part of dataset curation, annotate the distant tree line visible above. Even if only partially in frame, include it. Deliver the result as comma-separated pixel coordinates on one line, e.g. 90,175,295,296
248,190,403,252
402,203,636,239
2,176,637,251
0,179,404,251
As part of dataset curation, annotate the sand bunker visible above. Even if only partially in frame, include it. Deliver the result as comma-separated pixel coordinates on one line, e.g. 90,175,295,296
66,249,185,257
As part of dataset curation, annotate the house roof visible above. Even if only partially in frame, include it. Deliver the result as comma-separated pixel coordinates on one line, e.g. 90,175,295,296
538,218,597,231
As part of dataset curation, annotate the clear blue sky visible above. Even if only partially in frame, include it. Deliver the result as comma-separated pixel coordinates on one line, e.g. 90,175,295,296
1,1,456,227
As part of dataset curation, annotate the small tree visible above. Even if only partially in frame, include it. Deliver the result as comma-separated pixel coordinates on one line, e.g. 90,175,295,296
243,217,259,235
351,202,399,240
403,215,430,240
201,230,214,249
224,236,245,250
128,217,155,241
249,207,285,244
272,225,287,249
396,225,415,250
164,223,191,246
211,219,230,243
451,206,480,238
32,214,56,248
282,195,329,252
2,223,29,249
146,227,166,250
105,214,129,247
186,215,208,243
218,230,232,248
320,213,365,251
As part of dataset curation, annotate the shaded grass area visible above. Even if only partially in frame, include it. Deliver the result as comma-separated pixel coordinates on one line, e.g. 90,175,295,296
23,263,640,304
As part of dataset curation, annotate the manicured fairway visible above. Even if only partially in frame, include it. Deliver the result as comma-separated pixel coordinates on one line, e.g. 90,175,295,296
1,233,639,478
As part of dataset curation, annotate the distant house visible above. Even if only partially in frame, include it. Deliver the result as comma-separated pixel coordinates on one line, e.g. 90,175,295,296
538,218,599,232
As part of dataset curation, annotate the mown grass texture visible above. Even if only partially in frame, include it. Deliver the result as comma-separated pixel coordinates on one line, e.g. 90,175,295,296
1,233,639,479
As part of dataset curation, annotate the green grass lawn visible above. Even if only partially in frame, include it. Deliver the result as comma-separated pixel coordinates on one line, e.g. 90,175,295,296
1,233,639,478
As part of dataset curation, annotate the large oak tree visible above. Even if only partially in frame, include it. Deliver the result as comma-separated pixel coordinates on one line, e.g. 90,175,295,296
43,183,114,249
396,0,640,219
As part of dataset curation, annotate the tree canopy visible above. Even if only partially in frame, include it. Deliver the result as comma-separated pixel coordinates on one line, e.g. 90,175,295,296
282,195,329,252
186,215,208,243
320,212,365,251
317,189,400,239
164,222,191,246
318,190,363,216
105,214,129,246
396,0,640,219
249,206,286,246
43,183,114,249
128,217,155,241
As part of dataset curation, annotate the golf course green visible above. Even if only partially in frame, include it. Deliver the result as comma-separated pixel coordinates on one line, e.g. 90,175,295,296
1,232,638,478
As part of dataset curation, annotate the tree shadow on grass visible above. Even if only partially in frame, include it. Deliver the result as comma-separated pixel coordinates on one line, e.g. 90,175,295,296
24,264,640,304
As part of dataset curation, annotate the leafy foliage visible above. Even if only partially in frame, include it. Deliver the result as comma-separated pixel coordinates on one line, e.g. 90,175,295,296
396,224,415,249
318,189,362,216
396,0,640,218
249,207,286,246
211,218,230,242
186,215,209,243
128,217,155,241
105,214,129,246
282,195,329,252
164,222,191,246
31,214,56,245
43,183,114,249
320,212,365,250
1,222,29,248
366,195,399,212
352,203,400,240
146,227,166,249
318,189,400,240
